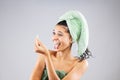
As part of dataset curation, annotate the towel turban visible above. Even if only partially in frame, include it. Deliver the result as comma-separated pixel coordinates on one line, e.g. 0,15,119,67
59,10,89,56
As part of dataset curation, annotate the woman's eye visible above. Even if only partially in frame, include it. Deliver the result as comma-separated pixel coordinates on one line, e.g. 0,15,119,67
58,33,63,36
53,32,55,35
52,31,63,36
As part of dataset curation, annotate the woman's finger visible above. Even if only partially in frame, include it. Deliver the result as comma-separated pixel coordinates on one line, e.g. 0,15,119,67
35,37,41,47
36,37,45,47
34,43,43,53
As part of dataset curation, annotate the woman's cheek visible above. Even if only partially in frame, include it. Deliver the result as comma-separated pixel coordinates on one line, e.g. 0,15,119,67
64,38,71,45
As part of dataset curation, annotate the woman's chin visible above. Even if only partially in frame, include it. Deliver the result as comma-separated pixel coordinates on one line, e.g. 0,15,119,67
53,48,61,52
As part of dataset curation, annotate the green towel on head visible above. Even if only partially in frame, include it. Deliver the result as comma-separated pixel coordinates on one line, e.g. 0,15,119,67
59,10,89,56
41,69,67,80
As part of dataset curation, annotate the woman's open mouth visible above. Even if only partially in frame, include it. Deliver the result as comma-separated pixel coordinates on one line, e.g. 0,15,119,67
53,41,60,49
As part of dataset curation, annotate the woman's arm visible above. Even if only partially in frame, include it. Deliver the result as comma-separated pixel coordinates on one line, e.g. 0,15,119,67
45,52,60,80
30,54,45,80
34,37,60,80
62,60,88,80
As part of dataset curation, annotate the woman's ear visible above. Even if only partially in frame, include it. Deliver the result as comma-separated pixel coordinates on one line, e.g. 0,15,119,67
69,36,73,44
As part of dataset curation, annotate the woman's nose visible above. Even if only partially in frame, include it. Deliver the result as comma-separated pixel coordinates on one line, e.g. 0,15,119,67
52,35,58,40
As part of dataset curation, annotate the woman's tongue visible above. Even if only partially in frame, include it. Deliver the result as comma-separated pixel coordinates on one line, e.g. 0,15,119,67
54,44,58,49
54,42,60,49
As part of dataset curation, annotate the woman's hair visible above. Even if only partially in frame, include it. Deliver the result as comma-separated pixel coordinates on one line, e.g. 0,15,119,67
56,20,70,33
56,20,92,61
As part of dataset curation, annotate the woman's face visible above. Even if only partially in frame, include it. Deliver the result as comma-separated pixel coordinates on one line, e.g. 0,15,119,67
52,25,72,51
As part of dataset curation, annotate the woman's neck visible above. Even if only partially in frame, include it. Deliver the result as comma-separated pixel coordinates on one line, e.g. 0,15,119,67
56,48,73,61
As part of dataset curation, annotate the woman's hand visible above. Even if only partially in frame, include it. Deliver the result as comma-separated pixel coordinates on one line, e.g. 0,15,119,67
34,36,49,56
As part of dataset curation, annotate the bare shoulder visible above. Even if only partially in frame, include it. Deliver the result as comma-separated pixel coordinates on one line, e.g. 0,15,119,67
77,60,88,68
75,60,88,74
62,60,88,80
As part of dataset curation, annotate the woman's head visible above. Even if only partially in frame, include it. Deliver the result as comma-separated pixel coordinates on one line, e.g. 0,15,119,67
52,20,72,51
54,10,92,61
59,10,89,56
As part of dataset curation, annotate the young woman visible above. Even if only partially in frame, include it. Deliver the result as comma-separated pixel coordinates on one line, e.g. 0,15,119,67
30,10,91,80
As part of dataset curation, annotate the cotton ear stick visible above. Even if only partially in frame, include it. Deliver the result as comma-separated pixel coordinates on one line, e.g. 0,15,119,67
36,35,41,46
36,35,39,39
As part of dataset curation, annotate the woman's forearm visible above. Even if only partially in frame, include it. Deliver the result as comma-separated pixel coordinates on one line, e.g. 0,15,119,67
45,53,60,80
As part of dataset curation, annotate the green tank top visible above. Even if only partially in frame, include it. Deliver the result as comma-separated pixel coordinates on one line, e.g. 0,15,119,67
41,68,67,80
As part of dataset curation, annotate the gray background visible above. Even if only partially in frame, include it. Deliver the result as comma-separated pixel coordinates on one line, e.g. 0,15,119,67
0,0,120,80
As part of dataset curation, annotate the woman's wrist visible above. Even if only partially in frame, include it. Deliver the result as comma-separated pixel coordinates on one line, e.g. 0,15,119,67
44,50,51,59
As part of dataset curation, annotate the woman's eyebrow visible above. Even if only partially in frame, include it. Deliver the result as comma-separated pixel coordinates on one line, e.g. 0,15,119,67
53,29,63,34
58,31,63,34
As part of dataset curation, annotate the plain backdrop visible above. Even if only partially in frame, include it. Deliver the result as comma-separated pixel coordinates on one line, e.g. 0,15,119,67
0,0,120,80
